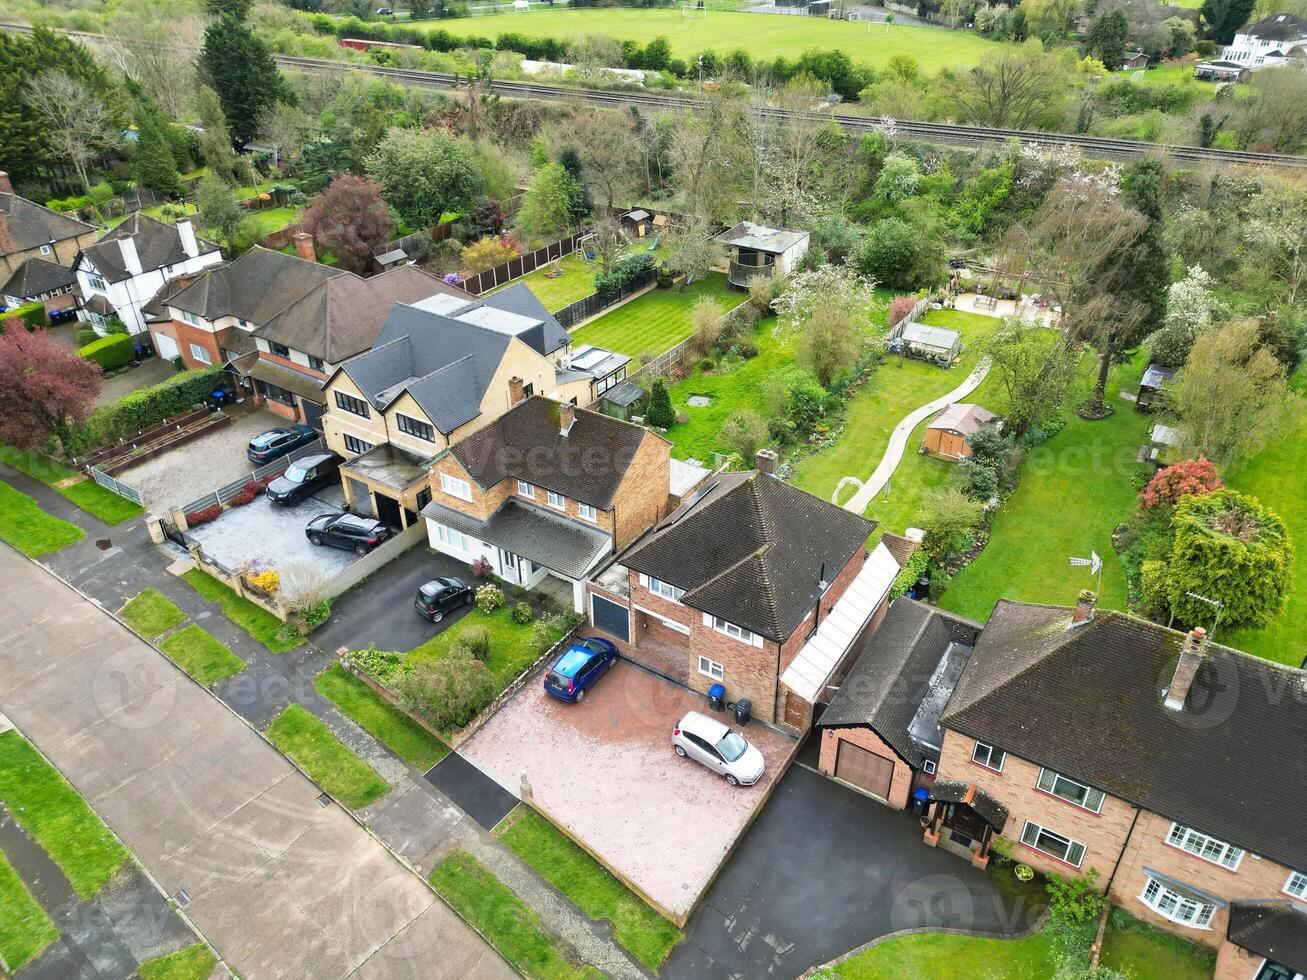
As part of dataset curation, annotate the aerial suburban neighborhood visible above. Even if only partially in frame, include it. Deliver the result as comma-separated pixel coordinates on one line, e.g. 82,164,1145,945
0,0,1304,977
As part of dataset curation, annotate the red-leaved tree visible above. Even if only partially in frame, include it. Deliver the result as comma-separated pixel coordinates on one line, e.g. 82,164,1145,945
301,175,394,275
888,295,917,328
0,321,102,450
1139,458,1224,511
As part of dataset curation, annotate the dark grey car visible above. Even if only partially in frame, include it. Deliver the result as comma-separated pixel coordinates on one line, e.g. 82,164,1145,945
266,452,341,506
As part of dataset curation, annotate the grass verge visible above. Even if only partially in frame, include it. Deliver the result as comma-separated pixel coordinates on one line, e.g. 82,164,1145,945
496,807,683,970
159,625,247,686
180,568,301,653
406,605,569,690
0,445,144,525
0,481,85,557
265,705,390,810
819,929,1057,978
0,731,129,899
314,663,448,769
119,589,187,639
137,942,218,980
429,850,603,980
0,848,58,971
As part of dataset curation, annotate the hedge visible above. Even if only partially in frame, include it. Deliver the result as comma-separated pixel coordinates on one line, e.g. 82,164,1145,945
1,301,47,331
595,253,655,302
77,333,135,372
66,366,224,457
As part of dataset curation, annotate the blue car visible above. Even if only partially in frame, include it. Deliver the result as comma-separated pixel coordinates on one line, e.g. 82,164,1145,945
544,637,619,703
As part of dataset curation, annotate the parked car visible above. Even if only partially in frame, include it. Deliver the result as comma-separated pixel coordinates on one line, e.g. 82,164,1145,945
543,637,619,703
671,711,765,787
415,577,473,622
247,424,317,464
266,452,341,506
305,513,391,555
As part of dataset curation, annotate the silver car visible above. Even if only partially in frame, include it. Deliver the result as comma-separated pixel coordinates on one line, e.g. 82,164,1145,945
671,711,765,787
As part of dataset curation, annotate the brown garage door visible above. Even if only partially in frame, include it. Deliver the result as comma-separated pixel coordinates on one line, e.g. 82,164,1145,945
835,740,894,799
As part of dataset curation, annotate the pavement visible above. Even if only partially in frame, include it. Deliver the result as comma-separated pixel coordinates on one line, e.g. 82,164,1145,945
424,754,519,830
94,356,176,409
185,487,355,576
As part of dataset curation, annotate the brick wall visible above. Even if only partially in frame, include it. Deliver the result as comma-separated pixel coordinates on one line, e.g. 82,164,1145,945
819,726,914,809
1213,940,1262,979
169,317,226,369
777,545,868,677
611,432,671,549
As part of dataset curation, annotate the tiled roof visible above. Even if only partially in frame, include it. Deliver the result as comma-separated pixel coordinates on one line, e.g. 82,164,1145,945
622,472,875,642
1227,902,1307,973
81,214,217,282
1,257,75,299
1246,12,1307,39
940,601,1307,873
243,358,327,402
422,498,611,579
0,193,92,256
928,403,997,435
929,779,1009,831
880,532,921,567
168,246,343,325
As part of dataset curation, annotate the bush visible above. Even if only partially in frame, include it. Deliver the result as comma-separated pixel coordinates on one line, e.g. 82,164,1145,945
247,568,280,594
719,408,769,462
921,488,984,564
460,235,520,274
303,600,331,630
887,295,918,328
1139,458,1222,512
470,555,493,578
397,652,495,730
74,328,99,347
962,460,1000,501
76,332,135,372
511,601,533,624
594,253,655,302
229,480,265,506
889,548,929,600
1045,870,1106,962
1140,559,1170,616
461,623,492,661
475,583,504,613
8,300,47,330
66,367,223,456
185,504,221,526
645,378,676,428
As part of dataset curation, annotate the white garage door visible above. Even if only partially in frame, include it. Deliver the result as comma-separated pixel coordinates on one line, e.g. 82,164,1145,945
153,331,179,360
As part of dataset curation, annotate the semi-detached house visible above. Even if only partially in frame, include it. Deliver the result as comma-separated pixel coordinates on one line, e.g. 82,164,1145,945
0,173,96,279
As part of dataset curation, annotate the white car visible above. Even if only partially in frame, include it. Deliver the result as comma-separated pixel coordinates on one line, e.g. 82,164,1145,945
671,711,765,787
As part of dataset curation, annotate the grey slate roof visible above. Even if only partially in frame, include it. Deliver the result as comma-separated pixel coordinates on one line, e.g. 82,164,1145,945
477,282,570,355
0,193,93,256
719,220,808,254
622,471,875,642
2,257,75,299
1227,902,1307,973
422,499,611,579
80,214,217,282
1246,12,1307,39
819,598,982,767
929,779,1009,832
940,601,1307,874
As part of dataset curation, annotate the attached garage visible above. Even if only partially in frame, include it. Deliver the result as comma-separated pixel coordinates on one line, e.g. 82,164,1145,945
835,740,894,800
153,330,180,361
591,593,630,643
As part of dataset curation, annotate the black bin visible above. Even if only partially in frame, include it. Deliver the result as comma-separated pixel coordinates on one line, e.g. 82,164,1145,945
734,698,752,726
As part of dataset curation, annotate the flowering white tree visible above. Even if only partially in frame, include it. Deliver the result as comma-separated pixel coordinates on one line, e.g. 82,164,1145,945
773,266,885,386
1145,265,1229,367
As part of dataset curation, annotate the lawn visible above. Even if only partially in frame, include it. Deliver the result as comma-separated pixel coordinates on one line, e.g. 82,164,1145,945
496,808,684,970
0,481,85,557
413,8,999,70
0,731,129,900
265,705,390,810
119,588,187,639
1100,909,1215,980
820,929,1057,979
0,848,58,972
159,625,247,686
499,252,603,313
405,604,569,690
569,274,738,360
0,446,144,525
936,349,1153,623
180,568,301,653
241,205,301,239
137,943,218,980
429,850,604,980
314,663,449,769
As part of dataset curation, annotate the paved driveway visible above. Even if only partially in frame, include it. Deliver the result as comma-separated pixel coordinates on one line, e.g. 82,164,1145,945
662,762,1046,979
185,487,356,577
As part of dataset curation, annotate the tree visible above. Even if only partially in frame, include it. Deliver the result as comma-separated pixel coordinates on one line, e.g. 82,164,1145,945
985,313,1081,436
940,41,1073,130
719,408,769,462
888,295,918,328
1170,319,1292,465
1166,489,1293,630
662,221,725,287
556,146,592,225
105,1,203,120
460,236,520,275
195,174,247,251
26,71,118,191
1234,67,1307,154
0,326,101,450
196,85,237,183
1146,265,1228,367
645,378,676,428
853,217,944,290
301,175,393,275
668,87,751,221
133,105,182,199
774,265,884,387
516,162,575,243
1086,10,1129,69
199,0,292,146
1200,0,1257,45
573,111,639,213
256,101,311,170
1139,458,1223,512
1119,161,1169,339
365,128,482,231
587,211,626,276
1240,181,1307,307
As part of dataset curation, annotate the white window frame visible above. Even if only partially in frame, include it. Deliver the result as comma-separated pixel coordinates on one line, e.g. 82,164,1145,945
711,616,753,644
517,480,535,498
181,309,200,326
972,741,1006,773
1166,823,1244,871
440,473,472,501
86,273,107,292
435,524,472,553
40,244,51,255
1020,819,1086,869
1139,877,1215,929
1037,768,1105,814
1283,871,1307,900
697,655,724,681
922,759,937,775
649,578,685,602
578,502,597,522
188,343,211,365
547,490,565,510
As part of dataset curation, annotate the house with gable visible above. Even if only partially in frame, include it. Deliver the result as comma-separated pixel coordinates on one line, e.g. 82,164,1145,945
1221,13,1307,69
0,173,96,279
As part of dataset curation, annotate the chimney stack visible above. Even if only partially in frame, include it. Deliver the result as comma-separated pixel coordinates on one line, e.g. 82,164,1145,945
1164,627,1207,711
118,236,143,277
177,220,199,259
0,171,11,194
293,232,316,263
508,377,526,406
1071,589,1096,625
756,448,778,476
559,402,576,436
0,212,16,255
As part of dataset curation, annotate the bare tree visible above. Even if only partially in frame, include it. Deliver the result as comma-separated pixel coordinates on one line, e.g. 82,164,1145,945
940,41,1072,130
668,84,751,222
573,110,639,214
105,2,203,119
26,71,119,191
587,211,627,275
256,101,311,170
750,77,829,226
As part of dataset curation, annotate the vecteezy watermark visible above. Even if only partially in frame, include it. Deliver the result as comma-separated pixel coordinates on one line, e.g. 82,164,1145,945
889,873,977,932
92,649,178,731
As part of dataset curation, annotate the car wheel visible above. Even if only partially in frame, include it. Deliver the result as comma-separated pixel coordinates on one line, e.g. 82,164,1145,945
574,688,584,703
674,745,687,758
354,543,368,556
464,592,473,605
431,609,443,623
309,534,323,545
726,773,740,787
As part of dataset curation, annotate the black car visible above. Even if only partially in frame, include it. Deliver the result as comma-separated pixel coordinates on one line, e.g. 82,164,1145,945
247,424,317,464
414,577,473,622
266,452,341,506
305,513,391,555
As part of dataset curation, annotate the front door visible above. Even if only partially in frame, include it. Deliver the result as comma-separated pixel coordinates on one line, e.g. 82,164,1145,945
835,740,894,799
500,549,519,583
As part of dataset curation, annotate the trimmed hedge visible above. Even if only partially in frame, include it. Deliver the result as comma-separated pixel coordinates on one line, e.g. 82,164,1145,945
66,366,223,457
77,333,135,372
1,301,47,331
595,253,655,302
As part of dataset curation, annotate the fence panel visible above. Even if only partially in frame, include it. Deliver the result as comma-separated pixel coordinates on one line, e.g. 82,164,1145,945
554,268,657,330
177,438,324,516
458,232,585,296
89,466,143,506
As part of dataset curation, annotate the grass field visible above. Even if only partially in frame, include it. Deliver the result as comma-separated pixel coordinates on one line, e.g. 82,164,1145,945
418,8,998,70
266,705,390,810
496,808,683,970
159,625,247,686
120,589,187,639
0,731,129,900
0,481,85,557
315,663,449,769
0,848,58,972
0,446,144,525
181,569,301,653
137,944,218,980
570,274,738,360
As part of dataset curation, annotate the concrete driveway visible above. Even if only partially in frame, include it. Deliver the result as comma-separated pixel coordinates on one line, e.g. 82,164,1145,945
662,761,1047,979
185,486,355,577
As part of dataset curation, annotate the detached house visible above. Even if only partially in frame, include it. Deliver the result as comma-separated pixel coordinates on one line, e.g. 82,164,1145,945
1,257,78,319
0,174,96,279
1222,13,1307,69
422,395,671,612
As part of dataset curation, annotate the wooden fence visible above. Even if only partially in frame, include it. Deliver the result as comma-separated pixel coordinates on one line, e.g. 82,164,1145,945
457,232,586,296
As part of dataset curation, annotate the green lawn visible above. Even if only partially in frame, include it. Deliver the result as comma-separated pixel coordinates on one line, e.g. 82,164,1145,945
0,848,58,972
936,350,1153,623
501,252,603,313
406,604,569,690
180,568,301,653
119,589,187,639
820,929,1057,979
0,731,129,900
570,274,738,361
1100,909,1215,980
314,663,449,769
242,205,301,240
496,808,683,970
861,432,960,542
0,481,85,557
159,625,247,686
137,943,218,980
429,851,604,980
0,446,144,525
413,8,998,70
265,705,390,810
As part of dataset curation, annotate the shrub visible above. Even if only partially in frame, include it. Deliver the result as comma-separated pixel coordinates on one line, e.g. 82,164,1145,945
7,300,47,330
962,460,1000,501
396,652,495,730
185,504,221,526
719,408,769,462
470,555,493,578
511,601,533,624
594,253,655,301
889,548,929,600
1139,458,1223,511
303,600,331,630
645,378,676,428
74,328,99,347
1140,559,1170,616
78,333,136,372
460,235,520,274
66,366,224,456
229,480,265,506
921,488,985,564
461,623,492,661
1045,870,1106,961
887,295,918,328
247,569,280,594
475,583,504,613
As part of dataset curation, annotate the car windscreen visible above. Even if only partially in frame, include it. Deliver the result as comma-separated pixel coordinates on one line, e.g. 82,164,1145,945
283,463,309,483
716,731,748,763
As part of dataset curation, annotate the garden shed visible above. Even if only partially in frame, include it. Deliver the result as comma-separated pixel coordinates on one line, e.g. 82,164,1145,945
621,209,651,237
718,221,810,287
1135,363,1174,412
922,403,999,461
894,321,963,365
599,380,646,421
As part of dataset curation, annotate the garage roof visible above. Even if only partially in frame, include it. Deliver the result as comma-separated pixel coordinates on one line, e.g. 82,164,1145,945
422,498,611,580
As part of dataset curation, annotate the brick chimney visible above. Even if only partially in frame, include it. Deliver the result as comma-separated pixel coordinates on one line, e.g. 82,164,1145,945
1164,627,1207,711
118,236,143,277
756,448,778,476
293,232,316,263
0,172,11,194
559,402,576,436
1071,589,1096,625
508,377,526,406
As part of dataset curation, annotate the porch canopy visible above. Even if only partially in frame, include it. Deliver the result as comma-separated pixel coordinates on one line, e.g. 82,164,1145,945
422,499,611,580
341,442,428,493
929,778,1009,832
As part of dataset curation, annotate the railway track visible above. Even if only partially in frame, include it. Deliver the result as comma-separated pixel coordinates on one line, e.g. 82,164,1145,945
6,22,1305,170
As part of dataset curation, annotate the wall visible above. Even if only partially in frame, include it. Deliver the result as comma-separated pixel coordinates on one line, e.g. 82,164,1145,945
323,372,395,458
167,317,228,369
321,520,424,600
1213,940,1265,980
609,431,671,550
819,726,914,810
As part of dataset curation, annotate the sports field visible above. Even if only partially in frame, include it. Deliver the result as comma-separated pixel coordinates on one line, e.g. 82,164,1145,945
419,9,998,70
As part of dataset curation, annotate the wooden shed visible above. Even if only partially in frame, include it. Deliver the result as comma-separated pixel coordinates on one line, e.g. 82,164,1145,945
621,209,651,237
1135,362,1175,412
922,403,999,460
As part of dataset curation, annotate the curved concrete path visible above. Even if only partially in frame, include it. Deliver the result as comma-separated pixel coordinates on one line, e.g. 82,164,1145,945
840,358,991,514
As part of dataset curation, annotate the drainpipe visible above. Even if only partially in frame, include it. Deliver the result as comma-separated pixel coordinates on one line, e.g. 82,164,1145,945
1092,804,1143,969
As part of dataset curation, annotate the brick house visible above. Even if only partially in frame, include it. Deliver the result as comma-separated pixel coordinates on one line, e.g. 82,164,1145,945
1,257,78,319
0,174,96,279
421,395,671,612
915,594,1307,976
585,458,902,730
